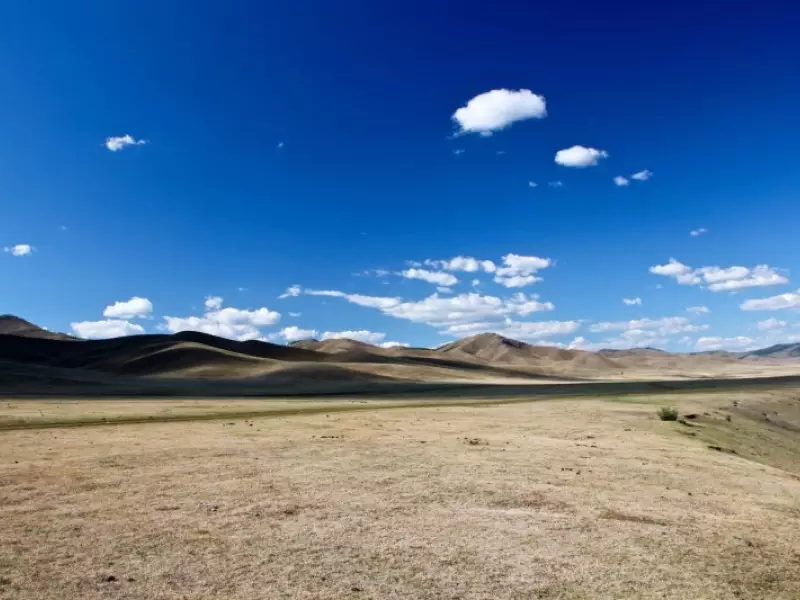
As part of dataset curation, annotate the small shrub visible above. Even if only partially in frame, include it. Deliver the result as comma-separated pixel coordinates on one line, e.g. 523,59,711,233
658,407,679,421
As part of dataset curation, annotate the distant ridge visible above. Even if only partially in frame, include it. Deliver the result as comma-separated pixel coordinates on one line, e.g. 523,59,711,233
0,315,77,341
0,315,797,394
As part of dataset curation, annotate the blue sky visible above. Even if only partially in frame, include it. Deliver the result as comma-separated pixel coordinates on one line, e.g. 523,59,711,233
1,1,799,351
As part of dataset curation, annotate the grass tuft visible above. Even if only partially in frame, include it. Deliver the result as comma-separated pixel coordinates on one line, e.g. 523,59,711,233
657,406,679,421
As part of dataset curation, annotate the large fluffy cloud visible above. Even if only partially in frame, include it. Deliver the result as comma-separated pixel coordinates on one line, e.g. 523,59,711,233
493,253,552,288
304,289,554,332
740,290,800,311
554,146,608,168
650,259,788,292
71,319,145,339
163,305,280,341
452,89,547,136
103,296,153,319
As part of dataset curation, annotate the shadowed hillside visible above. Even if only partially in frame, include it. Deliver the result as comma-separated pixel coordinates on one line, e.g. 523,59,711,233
0,317,799,395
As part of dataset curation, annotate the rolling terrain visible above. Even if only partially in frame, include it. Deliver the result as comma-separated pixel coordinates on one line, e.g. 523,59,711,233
1,315,799,395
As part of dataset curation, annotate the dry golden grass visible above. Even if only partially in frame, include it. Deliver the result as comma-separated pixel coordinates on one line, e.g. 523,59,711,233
1,390,799,599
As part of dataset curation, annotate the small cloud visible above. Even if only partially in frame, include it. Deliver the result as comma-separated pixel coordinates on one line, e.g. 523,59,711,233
471,279,480,287
555,146,608,168
528,181,538,188
757,318,786,331
60,225,68,231
622,297,642,306
496,150,506,155
401,268,459,287
105,134,147,152
690,227,708,237
631,169,653,181
548,181,563,188
437,286,454,294
276,325,317,342
453,149,465,156
686,306,710,314
741,290,800,311
237,287,247,292
279,285,302,299
4,244,33,257
288,312,302,317
103,296,154,320
452,89,547,136
72,319,145,339
380,341,409,349
276,141,284,149
614,176,629,187
204,296,223,310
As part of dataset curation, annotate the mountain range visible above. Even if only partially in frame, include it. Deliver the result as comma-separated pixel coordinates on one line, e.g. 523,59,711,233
1,314,798,396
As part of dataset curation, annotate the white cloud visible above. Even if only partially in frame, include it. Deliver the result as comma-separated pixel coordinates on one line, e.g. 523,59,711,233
277,326,318,341
305,289,402,310
554,146,608,168
590,316,707,336
528,181,538,188
757,318,787,331
494,253,552,288
276,141,284,149
444,319,580,342
453,148,465,156
288,312,302,317
548,181,563,188
401,268,459,286
321,330,387,344
613,176,629,187
690,227,708,237
695,336,755,352
205,296,223,310
471,279,480,287
623,297,642,306
650,259,788,292
437,286,454,294
163,305,280,341
567,336,589,350
103,296,153,320
452,89,547,136
279,285,302,299
686,305,710,314
105,134,147,152
740,290,800,311
631,170,653,181
494,275,540,288
306,289,554,330
72,319,145,339
380,341,409,349
4,244,33,256
425,256,496,273
649,258,694,278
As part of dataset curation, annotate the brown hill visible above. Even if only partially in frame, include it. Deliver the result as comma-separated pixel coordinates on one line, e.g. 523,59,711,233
0,315,76,341
1,316,799,395
439,333,621,372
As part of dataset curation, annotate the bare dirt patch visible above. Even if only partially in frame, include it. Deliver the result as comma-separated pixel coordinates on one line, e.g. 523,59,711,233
1,391,799,599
